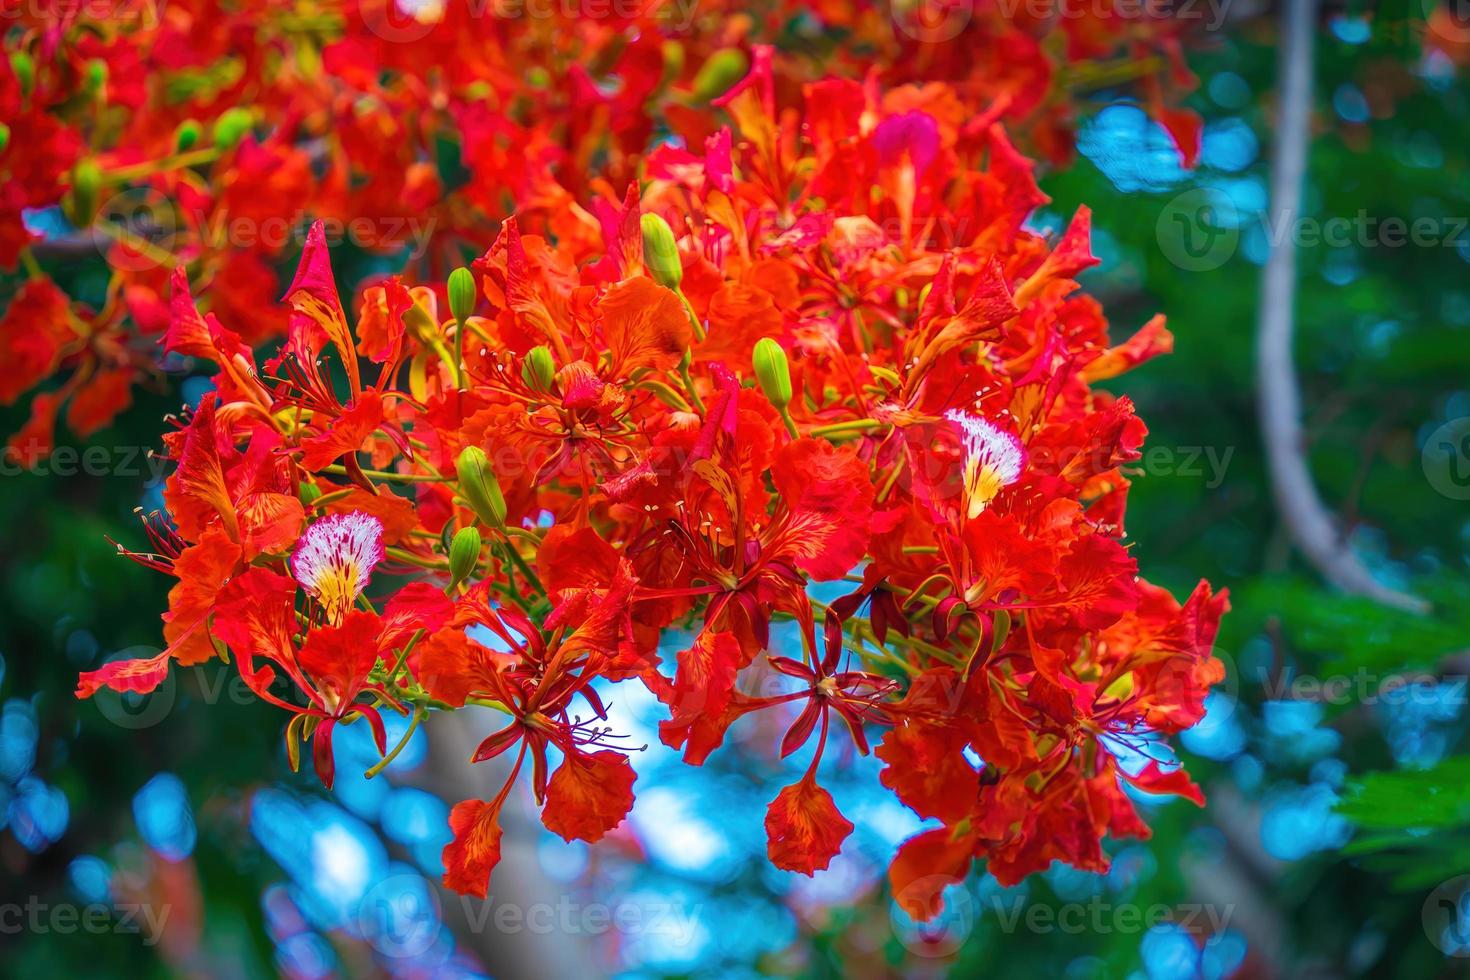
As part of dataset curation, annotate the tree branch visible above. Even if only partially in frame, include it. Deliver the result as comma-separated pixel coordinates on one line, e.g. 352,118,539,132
1255,0,1429,614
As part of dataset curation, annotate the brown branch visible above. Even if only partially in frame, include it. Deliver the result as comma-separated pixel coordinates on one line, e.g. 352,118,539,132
1254,0,1429,614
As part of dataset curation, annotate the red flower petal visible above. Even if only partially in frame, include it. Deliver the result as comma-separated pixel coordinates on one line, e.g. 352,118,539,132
764,774,853,875
441,797,507,899
296,609,383,708
876,723,980,825
76,649,172,699
541,749,637,844
600,275,690,375
888,826,976,921
163,525,242,667
298,393,385,471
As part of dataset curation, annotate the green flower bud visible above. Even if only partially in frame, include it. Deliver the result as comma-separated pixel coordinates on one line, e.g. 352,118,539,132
174,119,202,153
641,212,682,290
10,52,33,99
67,159,102,227
456,446,506,529
691,48,748,103
297,481,322,506
448,526,483,589
447,267,476,324
212,107,254,150
85,59,107,97
660,40,685,88
752,338,792,411
521,345,555,393
0,123,10,156
402,292,439,342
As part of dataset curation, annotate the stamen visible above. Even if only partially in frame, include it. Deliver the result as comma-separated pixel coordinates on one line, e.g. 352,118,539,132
290,512,385,624
943,409,1025,518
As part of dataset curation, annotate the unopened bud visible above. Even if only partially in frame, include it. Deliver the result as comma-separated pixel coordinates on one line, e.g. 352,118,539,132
212,107,254,150
456,446,506,529
174,119,202,153
67,159,102,227
752,338,792,411
522,345,555,393
691,48,748,103
402,288,440,343
660,40,685,88
641,212,682,290
448,526,482,589
85,59,107,98
447,267,475,324
10,52,33,99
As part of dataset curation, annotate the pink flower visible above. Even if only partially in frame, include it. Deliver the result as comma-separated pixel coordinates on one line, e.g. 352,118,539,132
944,409,1025,518
290,512,385,623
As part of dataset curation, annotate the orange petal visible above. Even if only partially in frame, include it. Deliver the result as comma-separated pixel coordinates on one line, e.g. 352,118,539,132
764,774,853,875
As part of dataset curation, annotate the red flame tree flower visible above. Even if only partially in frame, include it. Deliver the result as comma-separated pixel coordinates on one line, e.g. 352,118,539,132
75,56,1224,916
1,1,1200,459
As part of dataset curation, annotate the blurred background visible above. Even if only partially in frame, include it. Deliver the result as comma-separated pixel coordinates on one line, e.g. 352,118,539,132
4,2,1470,977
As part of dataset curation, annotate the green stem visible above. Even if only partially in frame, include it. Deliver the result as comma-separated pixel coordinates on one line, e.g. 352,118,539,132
385,547,449,570
678,357,705,414
778,407,799,440
499,538,546,596
454,318,467,389
809,418,885,438
320,464,450,484
365,705,424,779
105,147,222,183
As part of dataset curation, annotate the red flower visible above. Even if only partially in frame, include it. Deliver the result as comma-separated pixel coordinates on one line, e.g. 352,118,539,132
64,43,1224,912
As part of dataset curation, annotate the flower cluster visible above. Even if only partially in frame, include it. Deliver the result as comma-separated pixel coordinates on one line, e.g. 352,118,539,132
1,0,1200,459
76,52,1225,916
